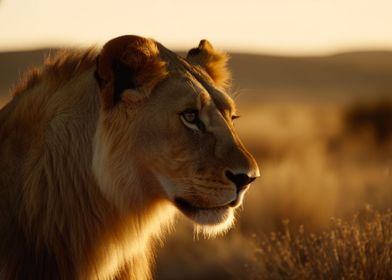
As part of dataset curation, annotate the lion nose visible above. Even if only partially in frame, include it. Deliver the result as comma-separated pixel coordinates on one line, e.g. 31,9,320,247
225,170,256,193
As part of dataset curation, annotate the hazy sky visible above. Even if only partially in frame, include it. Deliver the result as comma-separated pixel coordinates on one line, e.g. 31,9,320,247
0,0,391,55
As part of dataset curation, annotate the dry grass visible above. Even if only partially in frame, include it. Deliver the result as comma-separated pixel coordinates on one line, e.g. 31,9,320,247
253,207,392,280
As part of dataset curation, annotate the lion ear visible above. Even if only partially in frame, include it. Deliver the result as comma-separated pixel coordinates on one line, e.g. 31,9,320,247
95,35,167,109
186,40,231,90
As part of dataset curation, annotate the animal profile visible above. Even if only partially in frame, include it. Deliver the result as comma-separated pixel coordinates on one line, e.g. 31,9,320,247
0,35,259,279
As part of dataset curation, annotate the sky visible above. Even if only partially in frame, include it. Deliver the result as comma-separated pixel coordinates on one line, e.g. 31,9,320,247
0,0,391,55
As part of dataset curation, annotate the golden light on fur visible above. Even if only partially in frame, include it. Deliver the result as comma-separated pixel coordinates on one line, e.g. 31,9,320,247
0,35,259,279
186,39,232,91
194,208,237,239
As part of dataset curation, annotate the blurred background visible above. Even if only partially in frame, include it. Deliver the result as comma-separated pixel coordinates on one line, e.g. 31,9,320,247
1,0,391,279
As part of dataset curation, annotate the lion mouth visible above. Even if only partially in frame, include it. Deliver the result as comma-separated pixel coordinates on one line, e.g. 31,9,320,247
175,197,229,212
174,189,246,214
174,197,233,226
228,186,249,208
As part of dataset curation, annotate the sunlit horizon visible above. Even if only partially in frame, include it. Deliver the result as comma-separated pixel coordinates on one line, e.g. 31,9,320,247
1,0,392,55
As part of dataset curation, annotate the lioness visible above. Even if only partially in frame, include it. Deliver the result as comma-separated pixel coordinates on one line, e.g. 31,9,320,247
0,35,259,279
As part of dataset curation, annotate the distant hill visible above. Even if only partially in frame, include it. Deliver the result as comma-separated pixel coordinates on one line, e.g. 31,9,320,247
1,49,392,105
229,51,392,103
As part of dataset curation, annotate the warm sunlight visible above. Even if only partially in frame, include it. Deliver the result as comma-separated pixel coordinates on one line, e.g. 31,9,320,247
1,1,392,279
0,0,392,54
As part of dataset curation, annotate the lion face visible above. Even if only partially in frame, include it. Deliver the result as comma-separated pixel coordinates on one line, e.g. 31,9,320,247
93,36,259,235
138,76,259,232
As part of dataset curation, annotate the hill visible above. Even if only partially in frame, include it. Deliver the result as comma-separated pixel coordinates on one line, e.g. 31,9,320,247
1,49,392,105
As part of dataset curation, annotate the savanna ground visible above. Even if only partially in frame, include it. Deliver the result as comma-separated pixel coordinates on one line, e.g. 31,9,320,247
1,50,391,280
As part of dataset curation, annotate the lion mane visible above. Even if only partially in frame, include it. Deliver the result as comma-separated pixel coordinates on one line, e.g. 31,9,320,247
0,35,259,279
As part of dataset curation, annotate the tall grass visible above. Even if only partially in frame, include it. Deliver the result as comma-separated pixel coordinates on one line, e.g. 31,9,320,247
253,207,392,280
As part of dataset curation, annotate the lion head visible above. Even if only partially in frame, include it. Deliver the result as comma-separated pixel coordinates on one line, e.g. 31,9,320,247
93,35,259,236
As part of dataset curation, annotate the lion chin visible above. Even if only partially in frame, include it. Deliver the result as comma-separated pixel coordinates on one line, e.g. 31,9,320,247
173,189,251,237
175,197,236,237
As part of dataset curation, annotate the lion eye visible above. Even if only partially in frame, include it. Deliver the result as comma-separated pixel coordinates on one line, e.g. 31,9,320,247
182,111,198,124
232,115,240,120
180,109,203,130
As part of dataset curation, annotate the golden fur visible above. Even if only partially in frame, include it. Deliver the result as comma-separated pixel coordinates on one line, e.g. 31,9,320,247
0,35,259,279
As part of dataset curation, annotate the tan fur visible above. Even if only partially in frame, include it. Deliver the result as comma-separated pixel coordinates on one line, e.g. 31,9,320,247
0,35,258,279
186,39,232,90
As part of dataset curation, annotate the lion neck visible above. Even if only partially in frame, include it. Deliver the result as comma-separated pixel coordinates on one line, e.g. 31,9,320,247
0,65,175,279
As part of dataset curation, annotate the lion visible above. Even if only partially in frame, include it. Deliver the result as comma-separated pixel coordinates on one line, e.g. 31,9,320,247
0,35,259,279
